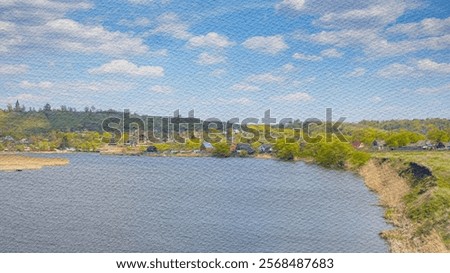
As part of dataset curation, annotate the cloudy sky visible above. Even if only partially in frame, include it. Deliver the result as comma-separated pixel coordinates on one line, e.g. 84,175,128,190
1,0,449,121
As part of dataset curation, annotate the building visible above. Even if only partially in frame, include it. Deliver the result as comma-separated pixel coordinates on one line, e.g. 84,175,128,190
200,141,214,152
235,143,255,155
258,144,273,153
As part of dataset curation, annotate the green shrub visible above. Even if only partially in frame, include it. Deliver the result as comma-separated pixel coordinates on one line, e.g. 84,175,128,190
349,151,371,167
212,142,231,158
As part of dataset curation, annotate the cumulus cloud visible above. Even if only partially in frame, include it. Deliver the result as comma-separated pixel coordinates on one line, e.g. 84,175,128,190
88,60,164,77
149,85,174,94
416,83,450,94
152,12,192,40
377,59,450,78
231,83,261,92
0,64,29,74
246,73,285,84
345,67,366,77
275,0,305,11
386,17,450,38
196,52,226,65
320,48,343,58
188,32,234,48
210,68,227,77
292,53,322,61
118,17,151,27
271,92,313,102
19,81,53,89
242,35,288,54
317,2,409,28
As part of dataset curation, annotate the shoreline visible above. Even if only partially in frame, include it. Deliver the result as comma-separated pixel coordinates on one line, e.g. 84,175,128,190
0,154,69,172
2,151,446,252
360,159,448,252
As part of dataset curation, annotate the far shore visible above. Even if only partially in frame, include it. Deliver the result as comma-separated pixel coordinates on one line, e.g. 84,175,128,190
0,154,69,172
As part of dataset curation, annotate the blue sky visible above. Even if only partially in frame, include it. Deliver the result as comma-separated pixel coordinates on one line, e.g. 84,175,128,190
1,0,449,121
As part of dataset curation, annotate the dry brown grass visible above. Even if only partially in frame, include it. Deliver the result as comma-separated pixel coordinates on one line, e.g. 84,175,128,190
360,159,448,252
0,155,69,171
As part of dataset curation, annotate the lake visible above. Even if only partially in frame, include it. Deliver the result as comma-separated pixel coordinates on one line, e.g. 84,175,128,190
0,153,390,252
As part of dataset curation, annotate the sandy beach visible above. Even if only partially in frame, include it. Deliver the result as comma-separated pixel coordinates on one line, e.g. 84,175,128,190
0,155,69,171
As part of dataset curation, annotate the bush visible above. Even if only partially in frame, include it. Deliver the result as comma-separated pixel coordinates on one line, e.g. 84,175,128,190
274,139,299,161
349,151,371,167
212,142,231,158
314,141,352,168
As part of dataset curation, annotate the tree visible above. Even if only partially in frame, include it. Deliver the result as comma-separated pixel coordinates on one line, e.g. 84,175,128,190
427,128,449,143
44,103,52,112
14,100,21,112
212,142,231,158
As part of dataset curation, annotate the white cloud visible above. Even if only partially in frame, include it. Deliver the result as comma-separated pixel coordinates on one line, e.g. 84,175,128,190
309,27,450,57
188,32,234,48
88,60,164,77
282,63,296,72
231,83,261,92
0,64,29,74
345,67,366,77
377,59,450,78
416,59,450,74
246,73,285,83
271,92,313,102
387,17,450,38
118,17,151,27
320,48,343,58
370,96,382,103
149,85,174,94
292,52,322,61
317,2,409,28
0,93,49,105
152,12,192,40
377,63,414,78
19,81,53,89
0,0,92,23
416,83,450,94
41,19,149,56
242,35,288,54
275,0,305,11
217,97,254,105
210,68,227,77
128,0,171,4
196,52,226,65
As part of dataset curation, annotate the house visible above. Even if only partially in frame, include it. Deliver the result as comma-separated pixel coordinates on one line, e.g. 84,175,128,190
258,144,273,153
351,141,365,149
436,142,446,150
235,143,255,155
146,146,158,153
414,140,434,150
372,140,386,150
200,141,214,152
2,136,15,143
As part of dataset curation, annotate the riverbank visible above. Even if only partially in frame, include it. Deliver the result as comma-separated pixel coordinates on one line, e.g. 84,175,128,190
0,155,69,171
360,157,448,252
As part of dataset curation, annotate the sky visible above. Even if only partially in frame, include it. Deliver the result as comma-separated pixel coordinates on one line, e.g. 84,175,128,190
0,0,449,122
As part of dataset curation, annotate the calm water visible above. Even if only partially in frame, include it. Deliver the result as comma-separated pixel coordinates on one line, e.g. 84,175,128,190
0,154,389,252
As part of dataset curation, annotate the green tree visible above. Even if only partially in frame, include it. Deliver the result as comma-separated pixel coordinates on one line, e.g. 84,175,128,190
315,141,353,168
212,142,231,158
427,129,449,143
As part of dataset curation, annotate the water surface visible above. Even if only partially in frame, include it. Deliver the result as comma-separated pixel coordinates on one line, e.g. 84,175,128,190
0,154,389,252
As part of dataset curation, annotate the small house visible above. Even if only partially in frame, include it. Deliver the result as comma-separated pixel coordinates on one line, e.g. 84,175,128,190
146,146,158,153
200,141,214,152
235,143,255,155
351,141,365,149
372,140,386,150
436,142,446,150
258,144,273,153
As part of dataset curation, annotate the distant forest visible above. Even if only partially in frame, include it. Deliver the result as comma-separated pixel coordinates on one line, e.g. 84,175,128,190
1,101,449,138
